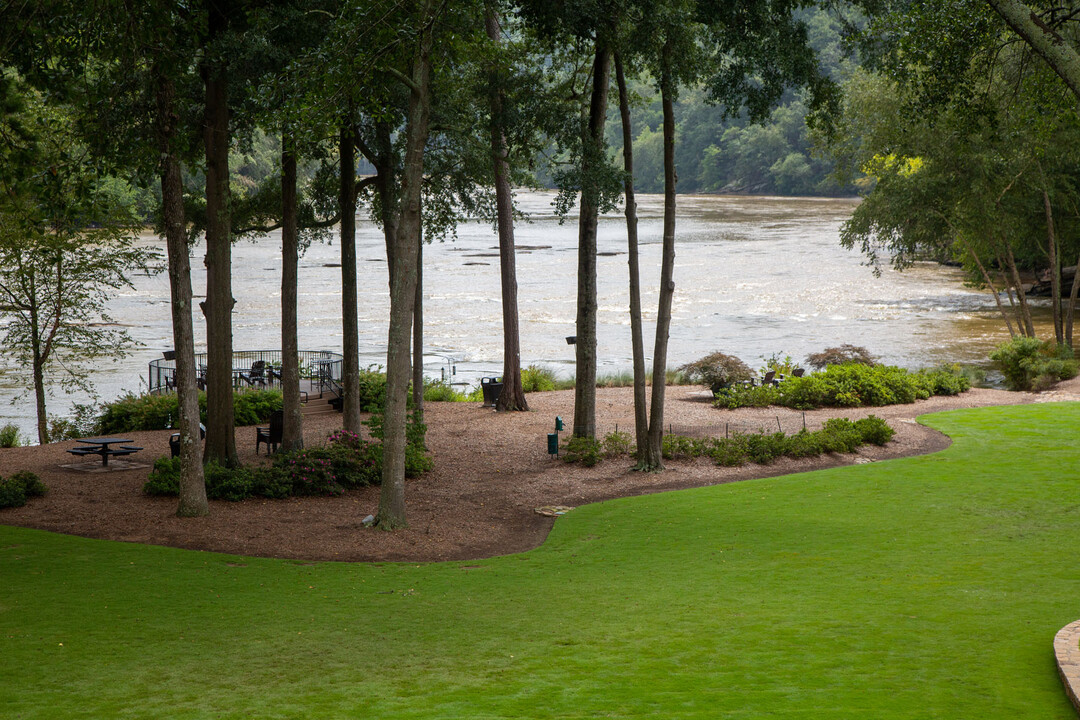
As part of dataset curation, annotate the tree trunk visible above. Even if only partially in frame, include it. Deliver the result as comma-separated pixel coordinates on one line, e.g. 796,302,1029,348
31,303,48,443
281,130,304,452
412,233,425,418
200,36,237,467
156,69,207,515
962,240,1016,338
377,7,435,530
339,125,362,433
1003,239,1036,337
1067,251,1080,346
486,6,528,413
572,42,610,439
615,51,648,465
1043,188,1063,344
643,43,678,471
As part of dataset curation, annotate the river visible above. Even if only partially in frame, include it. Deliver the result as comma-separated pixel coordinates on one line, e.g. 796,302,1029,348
0,191,1030,442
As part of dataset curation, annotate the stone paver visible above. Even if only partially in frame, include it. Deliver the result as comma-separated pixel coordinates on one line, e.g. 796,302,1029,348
1054,620,1080,713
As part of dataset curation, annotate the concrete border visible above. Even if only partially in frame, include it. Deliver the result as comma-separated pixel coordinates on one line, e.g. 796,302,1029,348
1054,619,1080,714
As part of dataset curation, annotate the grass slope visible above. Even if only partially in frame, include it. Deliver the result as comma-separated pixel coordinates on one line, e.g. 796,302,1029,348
2,403,1079,718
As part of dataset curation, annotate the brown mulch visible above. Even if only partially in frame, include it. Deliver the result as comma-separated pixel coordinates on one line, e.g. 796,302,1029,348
0,383,1060,563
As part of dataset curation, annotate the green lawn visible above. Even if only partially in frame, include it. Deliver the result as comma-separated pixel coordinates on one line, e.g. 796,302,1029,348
2,403,1079,718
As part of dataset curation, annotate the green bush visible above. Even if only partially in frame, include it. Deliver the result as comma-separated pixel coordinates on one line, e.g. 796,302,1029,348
990,337,1079,391
11,471,46,498
0,423,22,448
854,415,896,445
143,457,181,496
521,365,557,392
356,365,388,412
0,471,46,508
98,389,282,434
563,436,602,467
715,363,968,411
601,430,634,458
423,380,468,402
205,463,257,502
655,415,896,469
232,390,284,426
0,477,27,508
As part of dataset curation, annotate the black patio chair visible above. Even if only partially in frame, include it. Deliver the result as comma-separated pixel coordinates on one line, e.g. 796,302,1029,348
238,360,268,387
256,410,283,455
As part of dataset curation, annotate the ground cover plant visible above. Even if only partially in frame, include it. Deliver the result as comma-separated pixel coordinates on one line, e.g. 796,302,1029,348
143,421,431,501
2,403,1080,718
715,363,970,410
563,417,895,467
0,471,45,509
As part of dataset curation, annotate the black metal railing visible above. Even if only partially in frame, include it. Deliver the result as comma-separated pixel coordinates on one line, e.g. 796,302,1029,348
149,350,344,397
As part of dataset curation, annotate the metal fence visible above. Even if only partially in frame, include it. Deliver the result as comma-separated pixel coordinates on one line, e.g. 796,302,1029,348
148,350,344,397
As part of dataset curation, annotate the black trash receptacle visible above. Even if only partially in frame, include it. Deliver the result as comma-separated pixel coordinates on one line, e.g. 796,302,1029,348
481,376,503,407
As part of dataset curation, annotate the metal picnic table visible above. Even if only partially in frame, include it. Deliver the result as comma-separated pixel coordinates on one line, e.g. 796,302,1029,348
67,437,142,466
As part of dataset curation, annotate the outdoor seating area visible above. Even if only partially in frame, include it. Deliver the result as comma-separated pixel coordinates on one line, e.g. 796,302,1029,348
256,410,283,455
63,437,147,473
148,350,344,399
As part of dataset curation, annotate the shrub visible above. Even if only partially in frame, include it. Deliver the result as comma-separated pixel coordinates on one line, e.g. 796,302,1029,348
143,457,181,496
0,471,46,509
521,365,558,392
805,345,878,371
854,415,895,446
97,389,282,434
0,424,22,448
760,353,799,377
205,463,257,501
232,389,284,426
423,380,467,402
356,365,388,411
714,384,780,409
989,337,1079,391
601,430,634,458
0,477,27,508
563,436,602,466
679,352,755,393
819,418,863,453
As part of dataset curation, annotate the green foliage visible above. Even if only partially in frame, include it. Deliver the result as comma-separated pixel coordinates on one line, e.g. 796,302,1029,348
760,353,799,377
0,477,27,508
989,337,1079,391
0,423,22,448
97,389,283,434
661,416,894,466
601,431,634,458
356,365,388,412
521,365,558,392
232,390,284,427
0,470,46,509
715,364,969,410
423,380,469,402
678,352,755,393
562,436,602,467
143,457,181,496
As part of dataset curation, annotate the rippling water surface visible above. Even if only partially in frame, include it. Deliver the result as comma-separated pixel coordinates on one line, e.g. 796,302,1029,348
0,191,1030,440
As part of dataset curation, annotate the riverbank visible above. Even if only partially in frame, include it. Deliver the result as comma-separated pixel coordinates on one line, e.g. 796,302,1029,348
0,381,1067,563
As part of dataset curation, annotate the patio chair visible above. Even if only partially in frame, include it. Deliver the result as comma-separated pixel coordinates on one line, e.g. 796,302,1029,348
762,370,779,387
256,410,283,455
239,360,268,387
170,423,206,458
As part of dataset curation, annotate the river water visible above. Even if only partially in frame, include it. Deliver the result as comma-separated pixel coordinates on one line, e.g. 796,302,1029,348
0,191,1028,441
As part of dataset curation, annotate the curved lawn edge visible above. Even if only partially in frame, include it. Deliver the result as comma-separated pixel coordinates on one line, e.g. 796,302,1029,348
1055,620,1080,713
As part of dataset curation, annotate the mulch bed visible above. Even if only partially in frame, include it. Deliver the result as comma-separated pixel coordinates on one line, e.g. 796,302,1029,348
0,384,1045,563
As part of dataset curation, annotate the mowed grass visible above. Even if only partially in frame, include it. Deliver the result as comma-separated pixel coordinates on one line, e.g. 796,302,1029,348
2,403,1080,718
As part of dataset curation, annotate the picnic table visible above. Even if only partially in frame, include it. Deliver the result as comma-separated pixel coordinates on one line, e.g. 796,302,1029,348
67,437,143,466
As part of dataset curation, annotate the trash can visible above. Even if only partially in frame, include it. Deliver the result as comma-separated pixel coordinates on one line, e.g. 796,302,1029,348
481,376,503,407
